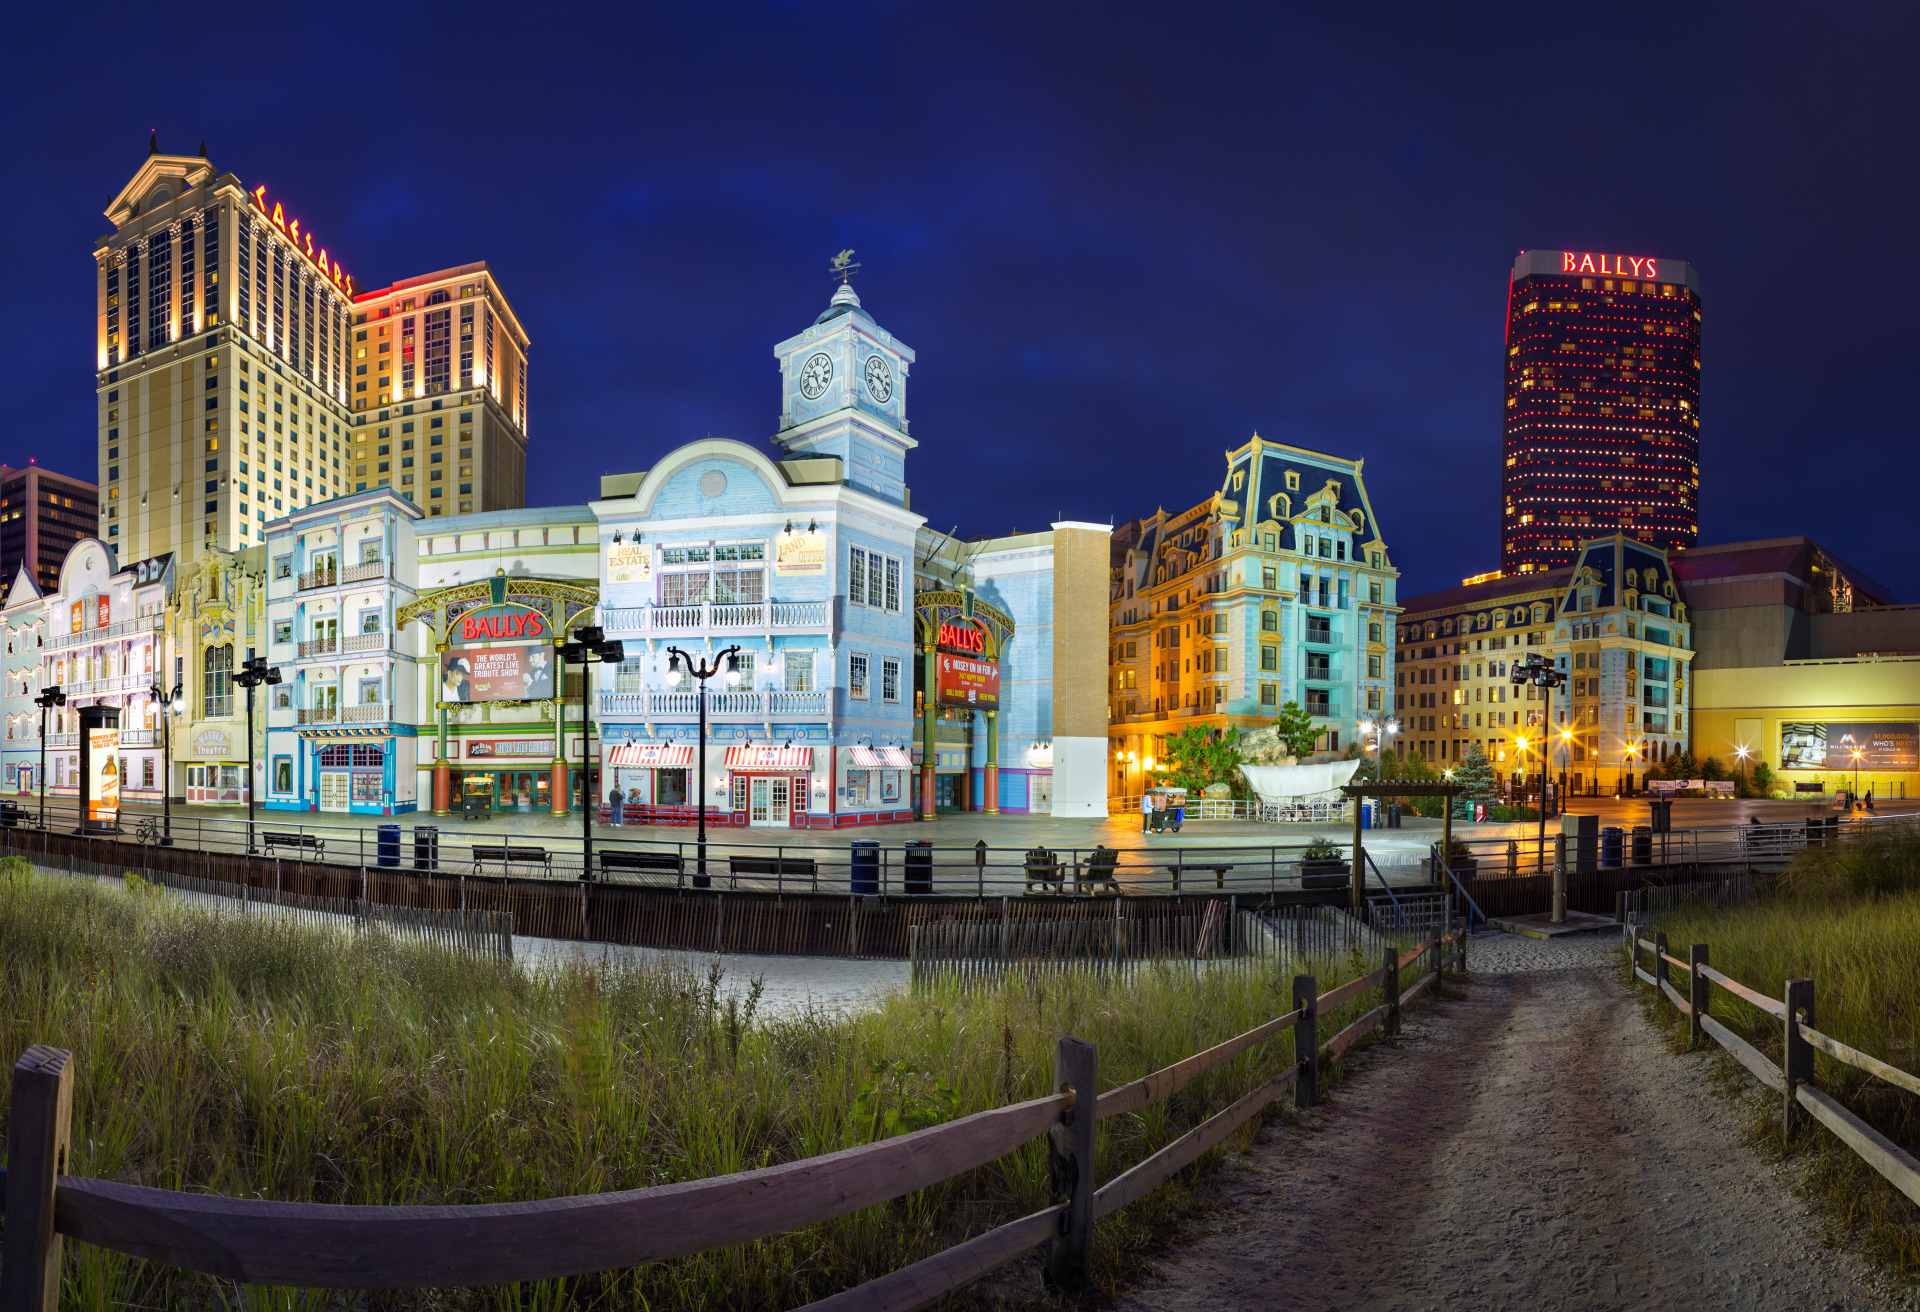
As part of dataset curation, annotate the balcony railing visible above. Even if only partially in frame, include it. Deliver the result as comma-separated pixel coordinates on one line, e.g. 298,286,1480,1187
119,729,159,747
56,674,150,697
599,600,829,636
298,636,340,658
342,632,388,653
340,560,386,584
46,613,166,649
598,688,830,719
296,703,390,725
297,568,340,592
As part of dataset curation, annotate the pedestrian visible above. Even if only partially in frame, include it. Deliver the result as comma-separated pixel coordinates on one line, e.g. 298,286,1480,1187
1866,789,1875,814
608,784,624,826
1140,789,1152,834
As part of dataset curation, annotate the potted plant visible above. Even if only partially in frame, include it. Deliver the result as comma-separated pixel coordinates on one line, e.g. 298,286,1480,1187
1299,836,1350,890
1442,839,1477,879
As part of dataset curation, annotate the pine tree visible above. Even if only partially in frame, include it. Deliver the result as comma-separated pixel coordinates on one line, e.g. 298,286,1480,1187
1453,745,1497,800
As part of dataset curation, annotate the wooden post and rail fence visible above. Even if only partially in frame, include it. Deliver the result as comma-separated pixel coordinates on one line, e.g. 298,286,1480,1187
0,923,1467,1310
1625,928,1920,1212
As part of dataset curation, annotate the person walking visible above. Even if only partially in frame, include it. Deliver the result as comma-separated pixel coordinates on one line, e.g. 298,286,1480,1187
608,784,625,826
1140,789,1152,834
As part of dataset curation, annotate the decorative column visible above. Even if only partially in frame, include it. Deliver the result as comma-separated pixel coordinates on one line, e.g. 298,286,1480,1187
984,709,999,815
549,686,569,816
920,642,938,818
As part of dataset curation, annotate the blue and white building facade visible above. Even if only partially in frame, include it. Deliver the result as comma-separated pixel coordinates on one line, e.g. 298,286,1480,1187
2,566,51,797
587,279,922,826
262,490,423,814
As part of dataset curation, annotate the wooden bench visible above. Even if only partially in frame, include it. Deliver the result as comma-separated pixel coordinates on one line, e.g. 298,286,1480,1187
261,831,325,859
599,849,684,883
1167,862,1234,893
727,855,818,888
472,844,553,876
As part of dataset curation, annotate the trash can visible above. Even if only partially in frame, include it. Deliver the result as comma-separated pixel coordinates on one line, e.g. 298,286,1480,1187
1600,826,1624,868
850,839,880,896
904,840,934,895
1630,825,1653,866
1388,803,1403,829
1359,800,1373,831
1648,798,1673,834
413,824,440,872
376,822,401,868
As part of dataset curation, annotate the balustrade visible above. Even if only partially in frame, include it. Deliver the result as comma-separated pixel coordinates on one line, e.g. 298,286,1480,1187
599,600,829,636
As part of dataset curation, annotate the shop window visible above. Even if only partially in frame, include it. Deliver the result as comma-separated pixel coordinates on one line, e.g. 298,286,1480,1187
271,756,293,794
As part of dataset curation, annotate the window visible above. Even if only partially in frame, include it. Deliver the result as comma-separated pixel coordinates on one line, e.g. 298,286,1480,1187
784,650,815,692
273,620,293,644
847,546,901,611
271,756,293,794
202,645,232,717
1261,609,1278,632
848,652,870,698
1260,646,1278,671
881,657,901,702
273,555,292,580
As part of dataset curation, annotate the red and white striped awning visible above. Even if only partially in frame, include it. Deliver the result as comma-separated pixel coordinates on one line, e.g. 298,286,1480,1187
848,746,912,770
723,744,814,771
607,742,695,768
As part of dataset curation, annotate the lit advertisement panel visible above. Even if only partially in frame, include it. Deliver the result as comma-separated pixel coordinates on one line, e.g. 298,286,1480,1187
443,604,555,704
1779,722,1919,771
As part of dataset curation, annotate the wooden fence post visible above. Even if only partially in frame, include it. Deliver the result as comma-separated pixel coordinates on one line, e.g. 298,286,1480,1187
2,1045,75,1312
1383,946,1400,1036
1783,978,1815,1140
1688,943,1709,1050
1293,975,1319,1108
1045,1036,1098,1292
1654,931,1669,995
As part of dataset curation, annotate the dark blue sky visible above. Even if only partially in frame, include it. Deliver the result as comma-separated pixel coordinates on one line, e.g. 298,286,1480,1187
4,3,1913,598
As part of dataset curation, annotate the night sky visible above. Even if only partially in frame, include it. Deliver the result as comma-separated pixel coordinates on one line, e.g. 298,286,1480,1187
3,4,1913,599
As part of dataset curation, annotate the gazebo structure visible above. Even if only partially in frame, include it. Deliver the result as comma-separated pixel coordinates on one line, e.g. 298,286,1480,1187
1338,780,1465,915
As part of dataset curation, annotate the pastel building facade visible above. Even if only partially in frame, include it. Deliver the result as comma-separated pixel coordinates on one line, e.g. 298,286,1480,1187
1109,437,1399,798
166,547,267,804
262,491,422,814
1,567,51,795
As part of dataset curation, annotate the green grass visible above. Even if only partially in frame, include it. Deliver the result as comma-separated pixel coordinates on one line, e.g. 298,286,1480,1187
0,859,1390,1310
1637,830,1920,1275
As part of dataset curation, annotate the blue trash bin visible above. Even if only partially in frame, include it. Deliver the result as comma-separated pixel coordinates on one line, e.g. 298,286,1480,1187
1359,801,1373,831
850,839,880,896
1600,826,1624,868
376,822,401,868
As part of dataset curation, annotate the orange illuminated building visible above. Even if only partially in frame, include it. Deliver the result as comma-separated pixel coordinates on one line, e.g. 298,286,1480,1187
1501,248,1703,576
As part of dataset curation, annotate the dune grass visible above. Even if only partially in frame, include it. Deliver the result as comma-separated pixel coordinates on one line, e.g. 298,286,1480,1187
1637,830,1920,1274
0,858,1390,1309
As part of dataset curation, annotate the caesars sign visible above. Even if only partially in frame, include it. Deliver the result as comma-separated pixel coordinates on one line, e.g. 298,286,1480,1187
442,604,556,704
935,620,998,708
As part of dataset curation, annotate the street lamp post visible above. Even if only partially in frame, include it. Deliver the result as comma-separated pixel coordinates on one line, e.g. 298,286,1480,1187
148,682,184,845
666,643,741,887
1558,727,1574,812
1358,717,1400,779
560,625,628,882
234,655,282,854
1734,744,1750,795
33,685,66,829
1512,653,1569,921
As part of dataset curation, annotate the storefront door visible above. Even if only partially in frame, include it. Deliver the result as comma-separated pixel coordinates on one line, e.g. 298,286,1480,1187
319,770,350,813
749,776,791,827
1030,775,1053,814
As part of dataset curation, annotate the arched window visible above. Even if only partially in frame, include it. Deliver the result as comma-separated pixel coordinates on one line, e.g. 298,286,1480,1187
203,644,233,718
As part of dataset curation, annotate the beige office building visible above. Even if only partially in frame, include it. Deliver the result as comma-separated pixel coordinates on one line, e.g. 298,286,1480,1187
95,142,529,568
348,263,531,516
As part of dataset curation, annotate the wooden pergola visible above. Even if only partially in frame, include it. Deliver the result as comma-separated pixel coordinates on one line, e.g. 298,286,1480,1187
1338,781,1465,913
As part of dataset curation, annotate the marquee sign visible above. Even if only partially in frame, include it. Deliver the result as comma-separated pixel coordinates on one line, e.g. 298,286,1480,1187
1560,251,1661,279
443,603,555,704
937,653,999,709
251,184,354,295
937,619,986,655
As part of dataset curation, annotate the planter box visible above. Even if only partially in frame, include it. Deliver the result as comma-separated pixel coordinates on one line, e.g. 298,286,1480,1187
1300,858,1350,891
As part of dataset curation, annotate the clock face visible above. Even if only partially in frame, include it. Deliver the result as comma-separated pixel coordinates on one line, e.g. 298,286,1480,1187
863,355,894,404
799,352,834,401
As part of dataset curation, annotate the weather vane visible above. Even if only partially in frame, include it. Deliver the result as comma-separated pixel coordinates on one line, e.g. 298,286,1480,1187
829,249,861,285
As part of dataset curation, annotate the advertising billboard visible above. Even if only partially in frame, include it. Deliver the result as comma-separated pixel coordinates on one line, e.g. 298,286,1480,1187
442,604,556,704
1779,721,1919,772
937,652,1000,708
80,713,121,831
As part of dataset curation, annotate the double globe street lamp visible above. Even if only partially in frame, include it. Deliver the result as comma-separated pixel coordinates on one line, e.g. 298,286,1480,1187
560,625,626,881
33,685,66,830
1511,652,1569,922
149,682,184,845
235,655,281,854
666,644,741,887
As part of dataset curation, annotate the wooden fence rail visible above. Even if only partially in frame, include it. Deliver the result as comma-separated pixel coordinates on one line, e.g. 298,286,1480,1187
1624,928,1920,1210
0,919,1468,1310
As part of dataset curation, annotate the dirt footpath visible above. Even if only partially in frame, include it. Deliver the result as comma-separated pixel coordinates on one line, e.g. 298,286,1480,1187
1112,954,1919,1312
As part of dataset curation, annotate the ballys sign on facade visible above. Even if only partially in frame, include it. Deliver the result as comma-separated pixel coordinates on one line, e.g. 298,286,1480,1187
454,605,548,644
250,184,354,295
937,619,986,655
1560,251,1660,279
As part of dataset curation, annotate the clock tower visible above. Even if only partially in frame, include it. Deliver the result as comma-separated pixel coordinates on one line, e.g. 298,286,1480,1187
772,265,916,505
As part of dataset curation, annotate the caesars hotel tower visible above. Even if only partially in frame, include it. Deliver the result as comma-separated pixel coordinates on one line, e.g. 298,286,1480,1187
94,139,530,565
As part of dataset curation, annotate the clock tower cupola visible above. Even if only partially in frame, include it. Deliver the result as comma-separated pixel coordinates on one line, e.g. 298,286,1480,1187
772,252,916,505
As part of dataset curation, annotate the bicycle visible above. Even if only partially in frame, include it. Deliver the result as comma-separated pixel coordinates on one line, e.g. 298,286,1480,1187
132,816,163,846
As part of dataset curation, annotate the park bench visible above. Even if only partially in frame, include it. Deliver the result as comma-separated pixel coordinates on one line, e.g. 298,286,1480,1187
599,849,684,883
1166,861,1234,893
1023,846,1065,894
472,844,553,876
1074,846,1120,896
727,854,818,888
260,831,325,859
